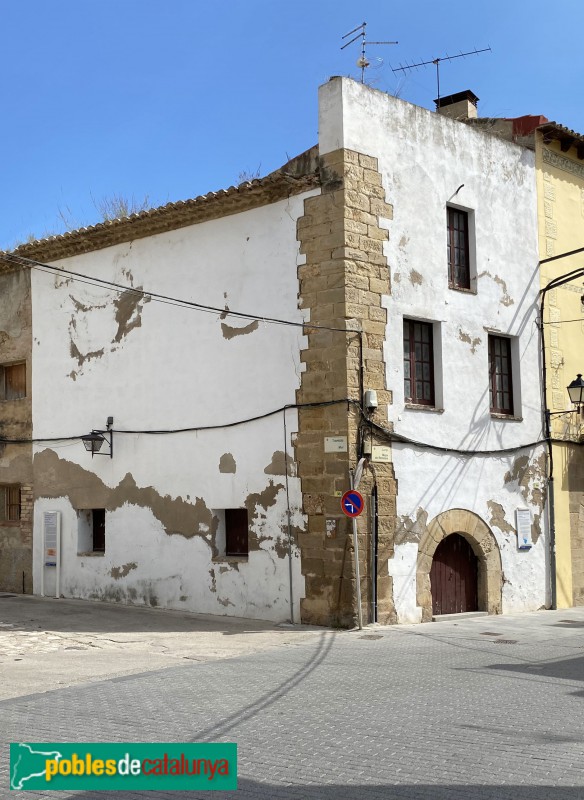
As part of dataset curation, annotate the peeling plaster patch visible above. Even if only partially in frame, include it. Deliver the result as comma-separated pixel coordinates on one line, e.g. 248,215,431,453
399,235,409,249
487,500,515,536
409,269,423,286
217,597,235,607
110,562,137,580
70,296,106,314
478,271,514,306
209,569,217,593
70,341,105,368
221,320,259,339
458,329,481,354
113,289,151,344
34,449,218,546
220,303,230,320
503,452,546,542
393,273,401,283
219,453,236,473
396,507,428,545
264,450,296,477
245,480,285,554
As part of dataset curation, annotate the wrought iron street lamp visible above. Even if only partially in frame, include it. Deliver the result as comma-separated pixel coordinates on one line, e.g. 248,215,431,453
567,374,584,412
80,417,114,458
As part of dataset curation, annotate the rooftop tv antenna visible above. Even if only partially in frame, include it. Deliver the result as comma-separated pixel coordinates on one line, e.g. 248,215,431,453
341,22,398,84
391,47,491,105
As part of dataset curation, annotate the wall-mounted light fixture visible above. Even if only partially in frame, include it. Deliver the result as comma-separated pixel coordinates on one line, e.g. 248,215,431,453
81,416,114,458
567,374,584,413
548,375,584,420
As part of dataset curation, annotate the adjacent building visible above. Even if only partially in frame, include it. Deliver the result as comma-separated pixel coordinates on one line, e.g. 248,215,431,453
1,77,566,625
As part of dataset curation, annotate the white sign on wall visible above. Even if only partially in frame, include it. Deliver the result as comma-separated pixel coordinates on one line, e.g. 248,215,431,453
516,509,532,550
324,436,348,453
41,511,61,599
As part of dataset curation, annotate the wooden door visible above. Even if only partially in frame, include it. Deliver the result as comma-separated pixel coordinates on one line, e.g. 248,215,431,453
430,534,478,615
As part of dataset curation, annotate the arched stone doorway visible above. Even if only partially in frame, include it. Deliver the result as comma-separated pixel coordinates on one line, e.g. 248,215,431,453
430,534,478,615
417,509,502,622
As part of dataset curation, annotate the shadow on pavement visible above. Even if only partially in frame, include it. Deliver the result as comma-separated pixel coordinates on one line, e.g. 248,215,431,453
0,595,320,636
487,652,584,685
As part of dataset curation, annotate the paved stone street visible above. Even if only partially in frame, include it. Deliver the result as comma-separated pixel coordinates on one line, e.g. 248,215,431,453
2,598,584,798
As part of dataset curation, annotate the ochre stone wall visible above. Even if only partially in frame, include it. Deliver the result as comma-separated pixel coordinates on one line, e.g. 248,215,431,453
568,446,584,606
295,148,397,627
0,267,33,593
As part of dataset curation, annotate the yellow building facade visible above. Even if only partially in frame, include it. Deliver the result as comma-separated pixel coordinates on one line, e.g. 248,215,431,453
536,126,584,607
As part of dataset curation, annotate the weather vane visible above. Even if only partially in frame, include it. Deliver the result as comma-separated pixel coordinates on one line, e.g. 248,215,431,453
391,47,491,105
341,22,398,84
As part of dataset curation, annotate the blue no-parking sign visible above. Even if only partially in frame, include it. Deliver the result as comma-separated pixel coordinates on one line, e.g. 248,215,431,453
341,490,364,518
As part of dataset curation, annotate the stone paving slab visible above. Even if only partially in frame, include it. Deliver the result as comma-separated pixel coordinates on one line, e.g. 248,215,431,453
0,595,323,700
1,606,584,798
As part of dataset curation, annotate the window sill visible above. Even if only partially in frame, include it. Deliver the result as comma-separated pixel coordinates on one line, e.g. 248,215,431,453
212,555,249,563
77,551,105,557
404,403,445,414
0,521,21,527
448,284,477,295
490,413,523,422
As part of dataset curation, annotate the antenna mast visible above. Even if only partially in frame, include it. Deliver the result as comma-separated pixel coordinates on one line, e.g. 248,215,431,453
341,22,398,84
391,46,491,105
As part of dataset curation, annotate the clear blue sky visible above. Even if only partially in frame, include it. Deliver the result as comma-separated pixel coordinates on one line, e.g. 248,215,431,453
2,0,582,249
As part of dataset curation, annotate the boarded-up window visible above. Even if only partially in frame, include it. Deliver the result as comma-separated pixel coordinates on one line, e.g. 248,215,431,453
225,509,249,557
92,509,106,552
0,362,26,401
0,485,21,522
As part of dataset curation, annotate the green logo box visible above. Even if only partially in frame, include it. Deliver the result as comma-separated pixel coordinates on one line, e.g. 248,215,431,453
10,742,237,791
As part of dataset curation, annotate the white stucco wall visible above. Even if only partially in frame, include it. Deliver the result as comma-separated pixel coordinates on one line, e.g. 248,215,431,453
320,78,547,621
31,191,317,621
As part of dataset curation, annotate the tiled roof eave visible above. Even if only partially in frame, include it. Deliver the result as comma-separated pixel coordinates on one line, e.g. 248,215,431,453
1,171,320,269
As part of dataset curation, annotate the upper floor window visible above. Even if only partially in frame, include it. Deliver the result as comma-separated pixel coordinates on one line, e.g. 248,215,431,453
489,335,514,415
447,207,470,290
0,362,26,401
0,485,21,523
403,319,435,406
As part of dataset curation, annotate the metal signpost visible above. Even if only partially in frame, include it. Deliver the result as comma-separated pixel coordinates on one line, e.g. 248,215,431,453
342,485,364,630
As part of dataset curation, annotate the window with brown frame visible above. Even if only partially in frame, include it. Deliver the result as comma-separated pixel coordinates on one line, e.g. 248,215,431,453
447,207,470,290
489,335,514,415
403,319,435,406
0,362,26,401
225,509,249,557
0,485,21,523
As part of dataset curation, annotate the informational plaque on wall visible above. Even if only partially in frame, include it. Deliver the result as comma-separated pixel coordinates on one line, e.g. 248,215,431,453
516,508,532,550
43,511,60,566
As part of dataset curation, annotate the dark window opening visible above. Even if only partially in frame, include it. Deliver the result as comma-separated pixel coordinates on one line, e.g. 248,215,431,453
447,208,470,290
0,362,26,401
403,319,435,406
225,509,249,557
92,509,106,552
0,485,21,523
489,335,514,415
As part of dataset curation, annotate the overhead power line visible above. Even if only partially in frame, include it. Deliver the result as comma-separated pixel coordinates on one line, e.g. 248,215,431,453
0,252,359,335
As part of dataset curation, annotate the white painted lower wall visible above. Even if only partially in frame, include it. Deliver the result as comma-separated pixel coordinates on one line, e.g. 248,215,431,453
388,445,548,623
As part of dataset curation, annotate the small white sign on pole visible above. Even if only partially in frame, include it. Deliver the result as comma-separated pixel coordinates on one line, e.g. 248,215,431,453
516,508,532,550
